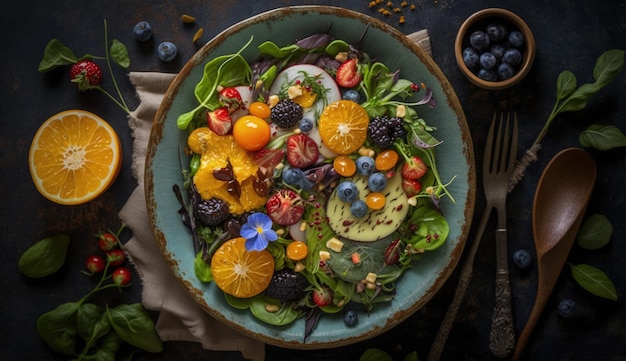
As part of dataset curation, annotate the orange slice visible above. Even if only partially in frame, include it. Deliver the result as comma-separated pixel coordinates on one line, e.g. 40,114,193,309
28,110,122,205
318,100,369,154
211,237,275,298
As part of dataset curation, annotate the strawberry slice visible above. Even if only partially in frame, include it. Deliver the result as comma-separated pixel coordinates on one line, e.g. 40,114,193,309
335,58,361,88
286,133,319,168
311,285,333,307
265,188,304,226
207,107,233,135
252,148,285,169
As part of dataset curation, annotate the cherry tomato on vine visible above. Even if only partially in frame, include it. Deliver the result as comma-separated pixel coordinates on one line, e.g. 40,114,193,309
85,255,105,274
98,232,118,251
106,249,126,267
112,267,132,286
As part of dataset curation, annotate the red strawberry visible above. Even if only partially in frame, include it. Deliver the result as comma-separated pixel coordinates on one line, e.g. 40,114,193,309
219,87,243,113
402,178,422,197
401,156,428,180
207,107,233,135
252,148,285,169
286,133,319,168
265,188,304,226
70,60,103,90
335,58,361,88
311,285,333,307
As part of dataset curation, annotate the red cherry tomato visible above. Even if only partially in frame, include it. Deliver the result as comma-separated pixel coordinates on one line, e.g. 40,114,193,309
112,267,132,286
106,249,126,267
98,232,118,251
85,255,105,274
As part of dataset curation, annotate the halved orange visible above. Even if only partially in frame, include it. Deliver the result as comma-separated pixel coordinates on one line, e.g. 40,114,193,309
211,237,275,298
28,110,122,205
318,100,369,154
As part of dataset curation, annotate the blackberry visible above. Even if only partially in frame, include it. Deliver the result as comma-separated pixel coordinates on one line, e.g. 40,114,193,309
368,115,407,149
264,268,308,303
271,99,303,128
194,197,230,226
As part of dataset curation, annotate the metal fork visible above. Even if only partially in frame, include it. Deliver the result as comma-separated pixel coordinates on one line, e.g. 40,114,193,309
427,112,518,361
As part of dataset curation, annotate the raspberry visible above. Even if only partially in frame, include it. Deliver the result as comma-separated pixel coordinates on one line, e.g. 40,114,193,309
194,198,230,226
264,268,308,303
271,99,303,129
367,116,407,149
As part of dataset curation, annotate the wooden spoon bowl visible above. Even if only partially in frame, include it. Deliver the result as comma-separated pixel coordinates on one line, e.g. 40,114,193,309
511,148,597,361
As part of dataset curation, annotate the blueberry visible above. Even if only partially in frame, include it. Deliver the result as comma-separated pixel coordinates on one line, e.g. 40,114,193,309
477,68,498,82
490,44,507,61
462,47,480,68
282,167,305,186
498,63,516,80
342,89,361,103
298,117,314,133
368,172,387,192
512,249,532,269
469,30,490,51
508,30,525,47
133,21,153,42
503,48,522,66
157,41,178,62
343,310,358,327
479,52,497,70
299,177,315,191
350,200,368,218
355,156,375,175
486,23,508,41
557,299,577,318
336,181,359,203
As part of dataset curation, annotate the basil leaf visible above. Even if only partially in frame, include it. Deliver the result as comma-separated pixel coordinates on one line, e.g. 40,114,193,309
360,348,394,361
249,296,299,325
37,302,80,355
579,124,626,150
77,303,110,345
224,293,251,310
107,303,163,353
18,234,70,278
570,263,618,301
110,39,130,68
576,214,613,249
194,252,212,282
98,330,124,354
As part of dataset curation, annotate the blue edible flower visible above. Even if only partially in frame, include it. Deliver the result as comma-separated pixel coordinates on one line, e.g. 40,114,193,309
240,212,278,251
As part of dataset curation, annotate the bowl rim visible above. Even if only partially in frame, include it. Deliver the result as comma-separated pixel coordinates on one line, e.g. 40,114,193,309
146,5,476,348
455,7,536,90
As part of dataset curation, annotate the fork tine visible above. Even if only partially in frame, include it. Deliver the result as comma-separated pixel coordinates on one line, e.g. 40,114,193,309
483,112,497,178
497,112,511,173
507,113,519,173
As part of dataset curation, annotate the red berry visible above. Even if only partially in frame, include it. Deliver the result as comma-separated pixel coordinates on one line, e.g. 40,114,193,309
335,58,361,88
97,232,118,252
311,286,333,307
218,87,243,113
265,188,304,226
112,267,132,286
252,148,285,169
70,60,103,90
85,255,106,274
286,133,319,168
402,178,422,197
401,156,428,180
207,107,233,135
106,249,126,267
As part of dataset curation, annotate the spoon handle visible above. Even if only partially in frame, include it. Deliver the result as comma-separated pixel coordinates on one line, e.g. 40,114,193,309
488,217,515,358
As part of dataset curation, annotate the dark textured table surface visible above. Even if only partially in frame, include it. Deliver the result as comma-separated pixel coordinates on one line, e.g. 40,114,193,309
2,1,625,360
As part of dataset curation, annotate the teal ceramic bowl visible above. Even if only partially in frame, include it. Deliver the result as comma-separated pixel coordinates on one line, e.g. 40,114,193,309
146,6,475,349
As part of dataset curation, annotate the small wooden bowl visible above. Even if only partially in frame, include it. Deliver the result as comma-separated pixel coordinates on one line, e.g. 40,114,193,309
455,8,535,90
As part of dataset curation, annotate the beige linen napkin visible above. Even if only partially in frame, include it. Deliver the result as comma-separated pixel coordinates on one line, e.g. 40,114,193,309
118,30,431,361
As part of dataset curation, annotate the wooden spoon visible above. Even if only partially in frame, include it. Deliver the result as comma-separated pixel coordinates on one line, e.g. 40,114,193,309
511,148,597,361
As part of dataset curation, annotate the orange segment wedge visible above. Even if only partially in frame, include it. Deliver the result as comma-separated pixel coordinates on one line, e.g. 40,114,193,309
211,237,275,298
318,100,369,154
28,110,122,205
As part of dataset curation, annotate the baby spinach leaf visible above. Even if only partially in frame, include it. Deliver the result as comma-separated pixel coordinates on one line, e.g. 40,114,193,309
106,303,163,353
249,296,299,325
570,263,618,301
37,301,81,355
77,303,110,346
555,70,577,100
224,293,251,310
406,206,449,251
194,252,212,282
579,124,626,150
576,214,613,250
110,39,130,68
97,330,124,354
360,348,394,361
18,234,70,278
38,39,79,72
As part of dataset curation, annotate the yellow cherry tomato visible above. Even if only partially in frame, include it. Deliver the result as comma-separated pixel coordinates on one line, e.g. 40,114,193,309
286,240,308,261
333,155,357,177
233,115,271,151
375,149,399,171
365,192,386,210
248,102,271,119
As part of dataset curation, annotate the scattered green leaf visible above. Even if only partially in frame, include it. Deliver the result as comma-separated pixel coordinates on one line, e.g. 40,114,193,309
107,303,163,353
576,214,613,249
579,124,626,150
570,263,618,301
18,234,70,278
